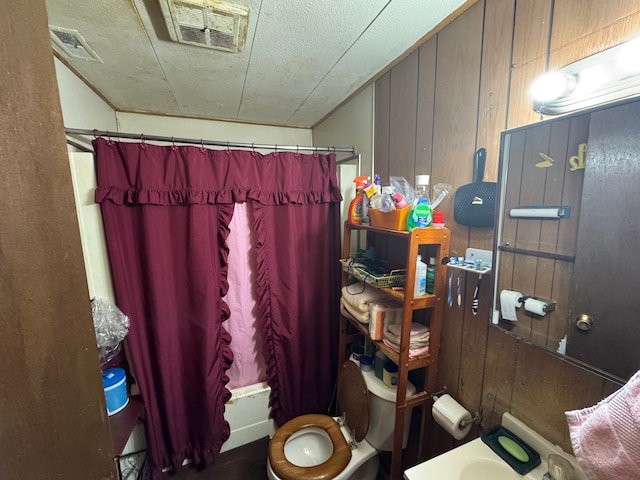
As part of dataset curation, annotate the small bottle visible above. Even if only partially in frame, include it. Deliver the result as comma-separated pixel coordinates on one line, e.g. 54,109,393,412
407,174,432,230
432,210,445,228
426,257,436,294
383,360,399,388
414,254,427,297
374,349,387,380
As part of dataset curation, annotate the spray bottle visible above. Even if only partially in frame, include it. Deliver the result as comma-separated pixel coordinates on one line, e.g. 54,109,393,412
348,176,369,225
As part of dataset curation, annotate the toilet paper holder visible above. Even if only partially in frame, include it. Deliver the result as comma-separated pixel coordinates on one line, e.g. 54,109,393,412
431,387,481,430
518,295,555,314
459,413,481,430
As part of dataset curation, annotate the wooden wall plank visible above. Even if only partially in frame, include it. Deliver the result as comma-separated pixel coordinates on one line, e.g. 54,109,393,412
508,0,553,128
374,72,391,182
510,342,613,453
512,0,552,65
389,50,419,182
550,0,640,57
427,1,485,454
480,328,518,428
0,1,116,478
415,38,437,177
432,0,484,380
471,0,515,253
549,9,640,69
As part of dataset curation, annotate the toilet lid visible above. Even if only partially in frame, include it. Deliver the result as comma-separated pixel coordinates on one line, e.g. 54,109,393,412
337,360,369,442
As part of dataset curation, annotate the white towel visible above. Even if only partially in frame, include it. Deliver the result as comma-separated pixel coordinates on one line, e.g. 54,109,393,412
340,298,369,324
341,284,388,314
565,369,640,480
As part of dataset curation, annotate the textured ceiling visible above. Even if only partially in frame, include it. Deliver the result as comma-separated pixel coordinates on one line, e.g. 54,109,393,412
46,0,465,128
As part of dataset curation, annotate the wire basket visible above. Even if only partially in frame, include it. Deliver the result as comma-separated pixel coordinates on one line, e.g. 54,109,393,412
340,259,406,288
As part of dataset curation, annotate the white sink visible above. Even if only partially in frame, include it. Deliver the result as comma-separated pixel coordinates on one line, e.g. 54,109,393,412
404,436,544,480
404,413,586,480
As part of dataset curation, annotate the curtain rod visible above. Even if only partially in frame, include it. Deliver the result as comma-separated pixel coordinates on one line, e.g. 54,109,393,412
65,128,357,155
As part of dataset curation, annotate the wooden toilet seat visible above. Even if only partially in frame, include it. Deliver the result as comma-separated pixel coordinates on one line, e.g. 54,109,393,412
268,414,352,480
268,361,370,480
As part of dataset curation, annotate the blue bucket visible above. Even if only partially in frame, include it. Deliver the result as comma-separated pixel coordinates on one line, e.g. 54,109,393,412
102,368,129,416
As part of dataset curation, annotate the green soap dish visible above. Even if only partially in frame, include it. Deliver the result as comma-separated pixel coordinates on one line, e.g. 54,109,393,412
481,425,541,475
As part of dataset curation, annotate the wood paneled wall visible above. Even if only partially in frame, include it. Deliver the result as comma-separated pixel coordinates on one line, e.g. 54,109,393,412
374,0,640,457
0,1,116,478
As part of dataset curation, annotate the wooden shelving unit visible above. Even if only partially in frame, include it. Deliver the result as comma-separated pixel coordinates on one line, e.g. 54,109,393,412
338,223,450,480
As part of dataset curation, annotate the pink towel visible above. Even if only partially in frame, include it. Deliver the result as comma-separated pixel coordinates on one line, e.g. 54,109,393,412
565,369,640,480
382,338,429,357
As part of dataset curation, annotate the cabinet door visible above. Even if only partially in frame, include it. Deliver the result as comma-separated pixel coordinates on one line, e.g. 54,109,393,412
566,101,640,380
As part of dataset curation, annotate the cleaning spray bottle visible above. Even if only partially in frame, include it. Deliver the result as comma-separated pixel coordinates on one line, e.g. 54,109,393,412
348,176,369,225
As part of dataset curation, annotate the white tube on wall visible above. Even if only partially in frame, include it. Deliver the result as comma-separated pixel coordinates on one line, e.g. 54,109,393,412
509,206,570,218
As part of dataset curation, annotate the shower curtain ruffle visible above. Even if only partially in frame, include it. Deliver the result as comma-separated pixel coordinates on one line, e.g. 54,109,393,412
95,186,341,206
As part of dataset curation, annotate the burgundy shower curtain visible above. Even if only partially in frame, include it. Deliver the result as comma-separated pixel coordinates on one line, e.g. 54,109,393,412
93,138,342,477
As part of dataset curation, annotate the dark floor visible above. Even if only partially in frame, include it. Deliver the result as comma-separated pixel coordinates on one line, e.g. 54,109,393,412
160,436,395,479
163,436,270,479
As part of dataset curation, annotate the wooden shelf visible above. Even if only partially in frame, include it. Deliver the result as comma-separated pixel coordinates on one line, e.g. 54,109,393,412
108,395,144,456
338,222,450,480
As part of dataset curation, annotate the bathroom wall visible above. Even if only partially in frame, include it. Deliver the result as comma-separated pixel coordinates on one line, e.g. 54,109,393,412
369,0,639,456
55,58,118,132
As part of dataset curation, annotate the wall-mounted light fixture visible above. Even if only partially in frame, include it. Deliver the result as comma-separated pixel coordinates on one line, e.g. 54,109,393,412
530,35,640,114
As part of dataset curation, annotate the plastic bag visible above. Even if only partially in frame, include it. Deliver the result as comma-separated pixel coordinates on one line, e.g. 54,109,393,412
92,298,130,365
389,176,415,207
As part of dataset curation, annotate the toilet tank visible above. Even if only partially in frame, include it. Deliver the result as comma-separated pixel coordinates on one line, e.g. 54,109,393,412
360,368,415,451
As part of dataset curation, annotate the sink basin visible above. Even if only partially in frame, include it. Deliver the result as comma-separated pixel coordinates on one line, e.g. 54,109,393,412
459,457,527,480
404,412,586,480
403,436,544,480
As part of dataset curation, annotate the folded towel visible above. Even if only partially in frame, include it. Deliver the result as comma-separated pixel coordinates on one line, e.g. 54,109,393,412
382,338,429,357
341,284,388,314
385,322,430,347
387,322,429,338
368,300,403,340
384,329,429,349
565,369,640,480
340,299,369,324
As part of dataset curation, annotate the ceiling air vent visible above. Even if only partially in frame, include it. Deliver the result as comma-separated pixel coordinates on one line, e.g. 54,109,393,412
49,26,103,63
159,0,249,53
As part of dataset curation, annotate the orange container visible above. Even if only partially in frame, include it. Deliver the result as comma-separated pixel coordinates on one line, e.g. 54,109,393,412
369,206,411,231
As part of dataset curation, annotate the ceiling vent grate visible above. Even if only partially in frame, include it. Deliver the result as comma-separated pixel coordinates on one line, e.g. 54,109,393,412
159,0,249,53
49,26,103,63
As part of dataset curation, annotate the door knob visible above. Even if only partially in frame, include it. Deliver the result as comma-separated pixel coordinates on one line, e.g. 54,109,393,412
575,314,593,331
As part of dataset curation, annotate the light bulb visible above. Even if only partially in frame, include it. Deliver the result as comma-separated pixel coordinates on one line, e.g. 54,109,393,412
529,72,576,103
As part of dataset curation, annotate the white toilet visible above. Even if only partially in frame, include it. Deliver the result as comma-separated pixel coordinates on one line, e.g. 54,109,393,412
267,359,415,480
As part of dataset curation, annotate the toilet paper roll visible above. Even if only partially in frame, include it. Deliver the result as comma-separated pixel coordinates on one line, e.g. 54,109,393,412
524,298,548,316
500,290,523,321
432,394,472,440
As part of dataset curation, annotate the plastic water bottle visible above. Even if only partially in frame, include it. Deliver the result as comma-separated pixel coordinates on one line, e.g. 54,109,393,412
414,255,427,297
408,175,432,230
